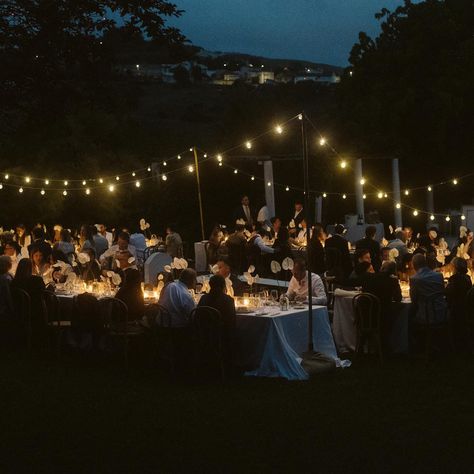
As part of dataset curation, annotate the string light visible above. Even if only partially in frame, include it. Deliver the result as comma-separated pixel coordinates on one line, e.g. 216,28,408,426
453,179,458,185
377,192,383,199
108,184,115,192
360,178,366,185
162,175,167,181
163,161,167,167
339,160,347,169
384,193,388,198
363,194,367,199
445,216,451,222
396,203,401,209
135,181,141,188
298,114,303,120
285,186,289,191
0,184,3,190
4,174,9,180
82,180,86,186
64,180,68,186
461,215,466,221
245,141,252,150
177,155,181,160
25,177,30,183
45,179,49,185
63,190,67,196
275,125,283,134
251,176,255,181
342,194,347,199
40,189,45,195
234,169,238,174
147,166,152,172
430,215,435,221
189,148,193,152
427,185,432,191
319,137,327,146
132,172,136,177
99,178,103,184
217,154,223,162
188,165,194,173
218,162,223,167
323,193,327,198
85,188,91,195
404,190,410,196
203,154,207,158
413,210,419,216
267,181,272,187
115,176,120,181
19,187,23,193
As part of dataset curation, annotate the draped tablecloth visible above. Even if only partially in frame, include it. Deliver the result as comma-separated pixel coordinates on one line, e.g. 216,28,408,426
235,306,337,381
332,292,411,354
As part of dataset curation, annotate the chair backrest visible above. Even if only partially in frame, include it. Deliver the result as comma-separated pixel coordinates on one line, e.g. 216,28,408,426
465,287,474,324
42,290,60,325
99,297,128,328
191,306,225,355
73,293,103,332
154,304,173,329
11,287,31,327
352,292,381,332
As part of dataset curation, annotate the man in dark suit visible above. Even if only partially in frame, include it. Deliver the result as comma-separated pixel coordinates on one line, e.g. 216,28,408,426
355,225,382,271
233,195,255,227
27,227,52,260
325,224,353,279
292,200,305,229
215,259,245,296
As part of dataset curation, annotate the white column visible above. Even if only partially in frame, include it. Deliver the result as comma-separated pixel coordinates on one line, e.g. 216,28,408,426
315,195,323,223
263,160,275,217
392,158,403,228
354,158,365,224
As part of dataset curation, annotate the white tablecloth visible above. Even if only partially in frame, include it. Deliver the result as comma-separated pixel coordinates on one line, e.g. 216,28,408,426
235,306,337,381
332,293,411,354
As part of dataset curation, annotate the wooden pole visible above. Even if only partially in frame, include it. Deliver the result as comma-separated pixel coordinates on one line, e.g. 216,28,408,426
193,147,206,241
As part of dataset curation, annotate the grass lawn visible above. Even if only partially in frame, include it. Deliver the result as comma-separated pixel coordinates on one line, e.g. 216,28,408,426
0,354,473,473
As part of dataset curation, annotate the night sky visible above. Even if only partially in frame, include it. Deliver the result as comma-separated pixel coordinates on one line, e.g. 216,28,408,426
169,0,407,66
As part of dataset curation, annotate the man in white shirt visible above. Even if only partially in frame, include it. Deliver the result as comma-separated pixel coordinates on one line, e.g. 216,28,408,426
96,224,113,248
286,258,327,305
99,231,137,270
157,268,197,327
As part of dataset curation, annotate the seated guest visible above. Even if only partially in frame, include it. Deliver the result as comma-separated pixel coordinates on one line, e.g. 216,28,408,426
418,228,439,255
116,268,145,321
349,249,372,279
349,261,375,287
309,224,326,276
214,259,244,297
445,257,472,349
79,225,96,252
410,254,447,325
226,224,247,274
157,268,196,327
79,248,102,282
97,224,113,248
165,224,183,258
0,256,14,322
355,225,381,271
388,230,408,257
27,227,52,260
381,246,391,263
48,249,74,284
91,225,109,258
272,226,293,264
30,246,50,279
3,241,22,276
269,217,282,240
53,228,75,256
198,274,236,367
246,227,275,275
99,231,137,270
325,224,353,279
207,225,225,266
286,258,327,305
14,224,31,251
291,218,308,247
364,261,402,305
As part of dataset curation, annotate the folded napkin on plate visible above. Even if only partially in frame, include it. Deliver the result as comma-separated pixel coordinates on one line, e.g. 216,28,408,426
334,288,360,297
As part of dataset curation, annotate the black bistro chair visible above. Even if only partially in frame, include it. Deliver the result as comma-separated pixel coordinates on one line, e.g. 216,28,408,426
11,287,32,354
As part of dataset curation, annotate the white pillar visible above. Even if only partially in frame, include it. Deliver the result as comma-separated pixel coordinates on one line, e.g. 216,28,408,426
392,159,403,228
263,160,275,217
354,158,365,224
315,195,323,223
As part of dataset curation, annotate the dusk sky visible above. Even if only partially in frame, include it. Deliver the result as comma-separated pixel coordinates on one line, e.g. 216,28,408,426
169,0,407,66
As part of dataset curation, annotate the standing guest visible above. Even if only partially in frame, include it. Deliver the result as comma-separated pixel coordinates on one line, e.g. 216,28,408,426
226,224,247,274
115,268,145,321
325,224,353,279
309,224,326,276
27,227,52,260
30,247,50,279
130,229,147,254
355,226,382,271
233,195,255,228
214,259,244,297
99,231,137,270
54,228,75,256
409,254,447,325
256,202,271,229
91,226,109,258
404,226,415,249
3,241,22,276
14,224,31,251
445,257,472,350
198,274,236,368
388,230,408,257
269,217,282,240
157,268,196,327
291,200,305,229
97,224,113,248
165,224,184,259
0,256,14,323
286,258,327,305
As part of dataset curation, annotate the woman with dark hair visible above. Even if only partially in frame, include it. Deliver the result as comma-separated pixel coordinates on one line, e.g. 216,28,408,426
49,249,73,283
79,248,101,283
309,223,326,276
79,225,95,252
30,247,50,278
115,268,145,321
446,257,472,350
14,224,31,250
273,226,292,262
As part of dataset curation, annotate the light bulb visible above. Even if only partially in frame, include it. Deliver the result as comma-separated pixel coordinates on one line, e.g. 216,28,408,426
323,193,327,198
4,174,9,180
396,203,401,209
40,189,45,195
461,215,466,221
298,114,303,120
342,194,347,199
453,179,458,185
108,184,115,192
0,184,3,190
267,181,271,187
189,148,193,152
319,137,326,146
147,166,152,172
188,165,194,173
85,188,91,195
413,210,418,216
99,178,103,184
218,162,223,167
430,215,435,221
285,186,289,191
339,160,347,169
245,141,252,150
25,177,31,183
359,178,365,185
234,169,238,174
363,194,367,199
275,125,283,134
82,180,86,186
217,154,223,162
177,155,181,160
135,181,141,188
445,216,451,222
115,176,120,181
377,192,383,199
132,172,136,177
162,174,167,181
203,153,207,158
384,193,388,198
404,190,410,196
64,180,68,186
251,176,255,181
45,179,49,185
163,161,167,166
63,190,67,196
427,186,432,191
19,187,23,193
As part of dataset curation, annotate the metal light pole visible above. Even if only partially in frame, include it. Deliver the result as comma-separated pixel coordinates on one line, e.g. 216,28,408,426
301,113,314,353
193,147,206,241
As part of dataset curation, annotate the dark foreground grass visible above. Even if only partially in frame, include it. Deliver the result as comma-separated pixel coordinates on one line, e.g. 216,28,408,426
0,354,473,474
